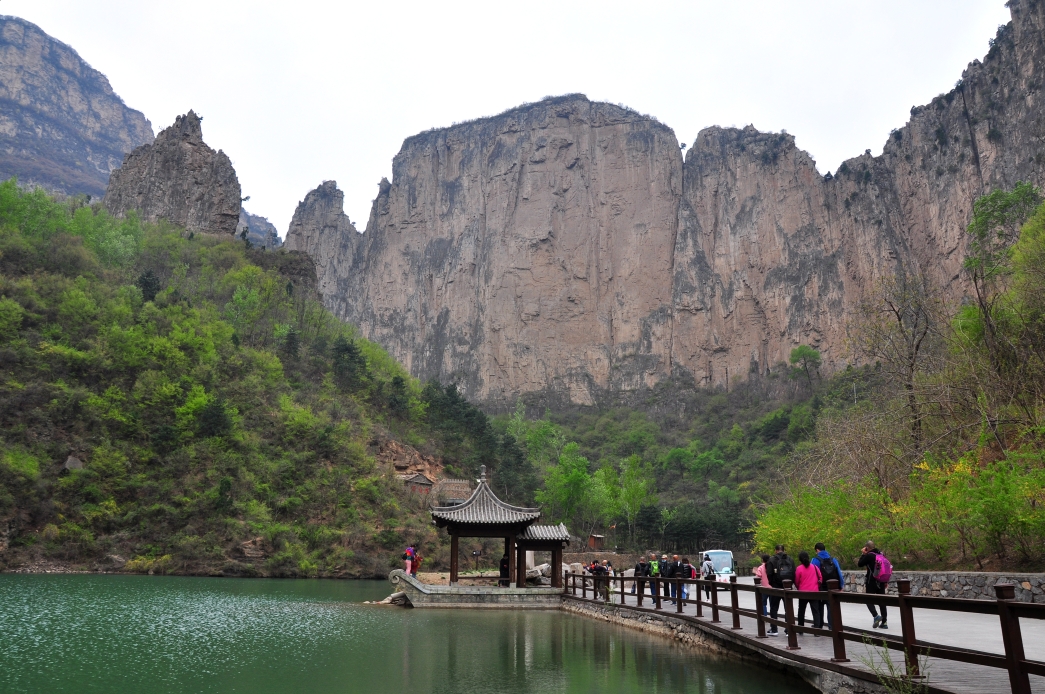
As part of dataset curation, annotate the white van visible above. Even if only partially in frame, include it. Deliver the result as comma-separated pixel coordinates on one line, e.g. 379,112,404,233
701,549,736,582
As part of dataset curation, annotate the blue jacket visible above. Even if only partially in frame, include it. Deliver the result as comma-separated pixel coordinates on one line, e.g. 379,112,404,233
811,551,844,589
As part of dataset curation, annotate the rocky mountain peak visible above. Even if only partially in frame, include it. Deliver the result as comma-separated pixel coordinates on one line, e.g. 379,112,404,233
104,111,241,236
0,15,154,197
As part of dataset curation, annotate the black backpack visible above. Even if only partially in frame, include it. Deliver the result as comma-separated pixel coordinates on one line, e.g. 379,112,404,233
818,555,840,586
776,554,795,583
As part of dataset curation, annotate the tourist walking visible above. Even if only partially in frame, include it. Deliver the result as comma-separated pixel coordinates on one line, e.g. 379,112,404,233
667,554,682,604
810,543,844,627
794,551,823,631
680,557,694,601
659,555,671,599
411,548,422,578
753,554,770,615
633,556,650,595
767,545,795,636
858,540,891,629
700,554,715,598
648,553,660,596
402,545,415,575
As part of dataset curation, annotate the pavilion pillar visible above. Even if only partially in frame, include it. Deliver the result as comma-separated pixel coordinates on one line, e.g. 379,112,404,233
551,547,562,588
516,543,526,588
506,536,515,586
450,532,459,585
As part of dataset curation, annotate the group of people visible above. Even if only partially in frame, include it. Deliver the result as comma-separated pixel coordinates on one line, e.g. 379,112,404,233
754,540,892,636
631,553,718,603
402,545,423,578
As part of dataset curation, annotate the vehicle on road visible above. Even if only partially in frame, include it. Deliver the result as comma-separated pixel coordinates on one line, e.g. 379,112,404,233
702,550,737,582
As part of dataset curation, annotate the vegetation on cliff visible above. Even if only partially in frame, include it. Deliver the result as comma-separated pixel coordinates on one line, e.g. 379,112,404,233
0,180,525,576
755,184,1045,571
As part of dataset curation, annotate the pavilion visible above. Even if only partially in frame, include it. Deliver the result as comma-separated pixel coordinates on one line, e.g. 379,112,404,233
430,465,570,588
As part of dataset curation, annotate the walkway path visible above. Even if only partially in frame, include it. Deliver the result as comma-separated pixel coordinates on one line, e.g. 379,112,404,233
568,582,1045,694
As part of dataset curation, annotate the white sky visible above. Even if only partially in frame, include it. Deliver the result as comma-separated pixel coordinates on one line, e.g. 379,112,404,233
3,1,1013,236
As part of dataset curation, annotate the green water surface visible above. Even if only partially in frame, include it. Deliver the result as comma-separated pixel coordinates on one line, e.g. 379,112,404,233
0,574,814,693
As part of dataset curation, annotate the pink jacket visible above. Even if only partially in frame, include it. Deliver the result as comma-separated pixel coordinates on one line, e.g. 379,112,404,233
754,563,767,584
794,563,822,591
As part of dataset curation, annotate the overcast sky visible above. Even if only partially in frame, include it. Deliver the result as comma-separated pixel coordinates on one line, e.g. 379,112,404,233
4,1,1013,236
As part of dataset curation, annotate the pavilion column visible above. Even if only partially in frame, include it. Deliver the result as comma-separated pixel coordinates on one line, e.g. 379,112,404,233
552,547,562,588
450,532,459,585
516,544,526,588
506,536,515,587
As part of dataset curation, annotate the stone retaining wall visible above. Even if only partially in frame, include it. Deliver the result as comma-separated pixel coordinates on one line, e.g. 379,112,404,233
840,570,1044,603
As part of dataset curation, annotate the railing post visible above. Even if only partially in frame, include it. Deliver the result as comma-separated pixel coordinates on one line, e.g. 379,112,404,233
582,573,587,600
710,580,721,623
896,579,921,679
754,578,766,638
729,575,742,630
619,576,626,606
654,577,662,611
637,576,644,607
676,579,684,613
826,579,847,662
995,583,1031,694
783,579,800,650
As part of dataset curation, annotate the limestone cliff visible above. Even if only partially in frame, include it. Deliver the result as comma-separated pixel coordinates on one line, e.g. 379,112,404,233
0,16,154,197
105,111,241,236
292,0,1045,406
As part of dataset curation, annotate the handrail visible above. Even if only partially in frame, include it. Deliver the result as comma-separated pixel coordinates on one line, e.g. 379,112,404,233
563,572,1043,693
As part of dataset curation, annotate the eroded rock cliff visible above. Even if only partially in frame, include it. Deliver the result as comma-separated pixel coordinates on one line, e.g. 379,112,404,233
238,209,282,249
105,110,241,235
292,0,1045,406
0,16,154,197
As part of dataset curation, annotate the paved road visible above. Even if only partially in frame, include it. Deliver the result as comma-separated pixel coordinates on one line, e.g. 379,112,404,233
587,579,1045,694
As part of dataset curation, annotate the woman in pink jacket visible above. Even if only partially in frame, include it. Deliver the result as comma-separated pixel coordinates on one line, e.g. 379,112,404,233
794,551,823,631
753,554,770,615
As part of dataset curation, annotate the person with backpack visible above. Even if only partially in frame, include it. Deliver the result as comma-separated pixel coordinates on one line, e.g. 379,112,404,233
857,540,892,629
667,554,683,604
700,553,715,599
648,553,660,596
658,555,671,599
794,551,823,631
810,542,844,628
411,548,422,578
766,544,795,636
680,557,694,601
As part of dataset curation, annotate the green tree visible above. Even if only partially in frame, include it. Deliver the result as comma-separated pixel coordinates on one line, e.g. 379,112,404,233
618,454,657,541
135,270,161,302
535,442,591,523
789,345,821,388
331,335,367,389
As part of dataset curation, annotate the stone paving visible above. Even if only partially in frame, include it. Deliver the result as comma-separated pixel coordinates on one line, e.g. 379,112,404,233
569,579,1045,694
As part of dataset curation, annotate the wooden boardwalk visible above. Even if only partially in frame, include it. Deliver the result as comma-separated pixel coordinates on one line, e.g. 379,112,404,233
563,587,1045,694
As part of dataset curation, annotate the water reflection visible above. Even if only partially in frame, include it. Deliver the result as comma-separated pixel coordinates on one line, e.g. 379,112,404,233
0,575,813,694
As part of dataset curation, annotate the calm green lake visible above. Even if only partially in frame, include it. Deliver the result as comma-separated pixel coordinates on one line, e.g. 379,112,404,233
0,574,814,693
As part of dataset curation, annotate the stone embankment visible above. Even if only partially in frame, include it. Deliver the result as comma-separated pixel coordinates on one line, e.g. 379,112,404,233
841,571,1045,603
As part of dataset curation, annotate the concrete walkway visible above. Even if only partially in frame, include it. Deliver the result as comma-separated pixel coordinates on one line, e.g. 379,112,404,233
573,582,1045,694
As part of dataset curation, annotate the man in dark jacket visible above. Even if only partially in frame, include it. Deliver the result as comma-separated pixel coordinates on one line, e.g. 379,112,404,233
633,557,650,595
858,540,888,629
499,554,510,587
766,545,795,636
658,555,671,598
667,554,683,604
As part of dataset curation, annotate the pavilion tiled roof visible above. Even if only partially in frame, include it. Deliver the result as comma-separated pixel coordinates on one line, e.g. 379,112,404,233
430,466,541,525
517,523,571,542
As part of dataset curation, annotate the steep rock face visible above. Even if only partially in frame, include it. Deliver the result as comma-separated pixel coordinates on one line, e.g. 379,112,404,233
284,180,360,301
673,0,1045,385
105,111,241,235
296,0,1045,406
313,96,682,405
238,209,282,249
0,16,153,197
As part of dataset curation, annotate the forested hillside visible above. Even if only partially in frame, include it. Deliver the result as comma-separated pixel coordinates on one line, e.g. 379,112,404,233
0,180,519,577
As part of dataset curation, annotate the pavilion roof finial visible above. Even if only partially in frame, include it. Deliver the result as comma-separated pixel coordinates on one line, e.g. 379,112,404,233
479,464,487,482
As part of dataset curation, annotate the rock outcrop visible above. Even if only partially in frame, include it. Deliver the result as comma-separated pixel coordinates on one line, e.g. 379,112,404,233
0,16,154,197
237,209,282,249
105,111,241,235
290,0,1045,406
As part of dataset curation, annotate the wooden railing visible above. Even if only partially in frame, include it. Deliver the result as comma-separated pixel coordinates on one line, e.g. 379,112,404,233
564,572,1045,694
